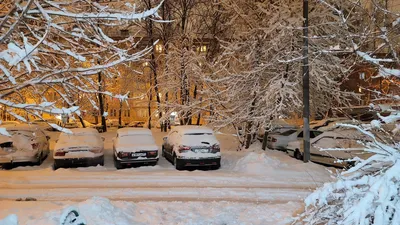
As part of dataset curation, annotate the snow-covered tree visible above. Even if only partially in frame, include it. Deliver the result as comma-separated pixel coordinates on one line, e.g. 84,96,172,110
0,0,162,127
299,0,400,223
200,0,359,148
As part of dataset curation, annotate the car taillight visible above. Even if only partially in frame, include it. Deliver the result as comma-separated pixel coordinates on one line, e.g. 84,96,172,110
148,151,158,156
31,143,39,149
55,151,65,156
179,145,191,153
211,144,220,153
118,152,130,158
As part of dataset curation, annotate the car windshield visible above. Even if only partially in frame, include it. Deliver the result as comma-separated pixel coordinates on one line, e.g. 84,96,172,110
119,134,155,145
280,130,297,136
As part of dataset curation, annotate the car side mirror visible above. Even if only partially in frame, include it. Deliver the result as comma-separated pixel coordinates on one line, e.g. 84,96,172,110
163,136,168,141
46,136,51,141
101,137,105,141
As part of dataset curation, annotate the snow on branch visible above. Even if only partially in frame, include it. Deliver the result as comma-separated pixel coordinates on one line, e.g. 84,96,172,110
0,0,164,120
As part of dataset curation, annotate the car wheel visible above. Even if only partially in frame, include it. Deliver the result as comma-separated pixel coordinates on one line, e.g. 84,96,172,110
35,153,43,166
294,150,303,160
53,163,59,170
173,155,183,170
161,146,165,157
114,160,123,170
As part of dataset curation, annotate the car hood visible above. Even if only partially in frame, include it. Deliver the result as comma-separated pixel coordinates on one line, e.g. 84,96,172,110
115,143,158,153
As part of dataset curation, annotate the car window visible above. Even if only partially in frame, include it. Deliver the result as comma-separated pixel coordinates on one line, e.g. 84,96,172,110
184,133,212,136
311,131,323,138
298,131,303,138
280,130,297,136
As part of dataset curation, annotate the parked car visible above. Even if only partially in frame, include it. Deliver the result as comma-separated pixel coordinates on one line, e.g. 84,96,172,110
0,121,21,126
162,125,221,170
127,121,145,128
0,124,50,168
266,129,299,150
113,128,158,169
286,129,371,168
53,128,104,169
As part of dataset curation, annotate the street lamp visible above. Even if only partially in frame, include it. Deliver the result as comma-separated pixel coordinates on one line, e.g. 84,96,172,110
303,0,310,163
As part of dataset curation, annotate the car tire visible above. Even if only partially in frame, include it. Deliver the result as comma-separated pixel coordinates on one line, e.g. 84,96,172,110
53,163,59,170
173,154,183,170
114,160,123,170
35,153,43,166
161,146,165,157
294,150,303,160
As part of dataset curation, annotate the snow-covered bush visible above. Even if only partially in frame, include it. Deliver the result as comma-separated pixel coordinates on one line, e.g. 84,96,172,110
300,121,400,224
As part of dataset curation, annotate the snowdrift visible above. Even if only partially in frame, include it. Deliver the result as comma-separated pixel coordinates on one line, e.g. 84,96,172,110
233,151,286,175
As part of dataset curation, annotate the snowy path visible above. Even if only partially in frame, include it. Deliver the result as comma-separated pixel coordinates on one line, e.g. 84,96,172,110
0,129,333,224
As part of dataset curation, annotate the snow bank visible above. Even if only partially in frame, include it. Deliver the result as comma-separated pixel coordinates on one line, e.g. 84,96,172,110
233,151,286,174
0,197,300,225
0,215,18,225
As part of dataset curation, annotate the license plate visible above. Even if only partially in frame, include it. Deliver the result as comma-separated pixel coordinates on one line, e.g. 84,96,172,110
132,153,146,157
195,149,209,153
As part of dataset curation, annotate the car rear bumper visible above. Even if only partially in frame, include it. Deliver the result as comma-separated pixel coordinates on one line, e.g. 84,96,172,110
54,155,104,168
116,157,159,164
179,157,221,167
0,154,38,164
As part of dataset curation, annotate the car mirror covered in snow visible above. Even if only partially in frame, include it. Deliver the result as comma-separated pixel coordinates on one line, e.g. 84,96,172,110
163,136,167,141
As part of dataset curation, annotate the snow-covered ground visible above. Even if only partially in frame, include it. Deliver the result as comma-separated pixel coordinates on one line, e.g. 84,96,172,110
0,129,334,224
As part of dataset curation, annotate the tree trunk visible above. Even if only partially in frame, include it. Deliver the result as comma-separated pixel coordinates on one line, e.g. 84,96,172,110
98,70,107,132
118,100,123,127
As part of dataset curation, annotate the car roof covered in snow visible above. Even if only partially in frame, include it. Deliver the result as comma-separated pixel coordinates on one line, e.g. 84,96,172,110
172,126,214,134
0,124,43,131
68,128,99,135
117,128,152,136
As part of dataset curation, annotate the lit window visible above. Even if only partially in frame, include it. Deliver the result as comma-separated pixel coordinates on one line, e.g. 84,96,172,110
143,62,149,67
358,87,362,93
200,45,207,52
359,72,365,80
155,44,163,53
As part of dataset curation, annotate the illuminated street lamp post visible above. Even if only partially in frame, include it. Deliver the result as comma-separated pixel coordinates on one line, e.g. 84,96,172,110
303,0,310,162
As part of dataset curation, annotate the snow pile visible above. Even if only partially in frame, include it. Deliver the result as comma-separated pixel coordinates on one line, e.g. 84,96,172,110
0,197,299,225
300,124,400,225
233,152,286,174
0,214,18,225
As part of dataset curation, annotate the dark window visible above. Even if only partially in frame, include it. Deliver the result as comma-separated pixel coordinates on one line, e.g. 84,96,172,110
280,130,297,136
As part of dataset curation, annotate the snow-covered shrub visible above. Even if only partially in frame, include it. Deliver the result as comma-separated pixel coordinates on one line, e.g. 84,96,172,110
300,122,400,225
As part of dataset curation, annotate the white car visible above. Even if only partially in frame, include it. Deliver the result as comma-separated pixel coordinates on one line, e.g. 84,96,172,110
0,124,50,168
113,128,158,169
162,126,221,170
267,129,322,150
267,129,299,150
286,129,371,168
53,128,104,169
0,121,21,126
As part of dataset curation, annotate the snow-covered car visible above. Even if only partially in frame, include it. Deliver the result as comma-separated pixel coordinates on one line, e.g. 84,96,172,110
257,120,298,141
113,128,158,169
31,119,54,131
266,129,299,150
162,126,221,170
0,121,20,126
53,128,105,169
0,124,50,168
286,129,371,168
127,121,145,128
